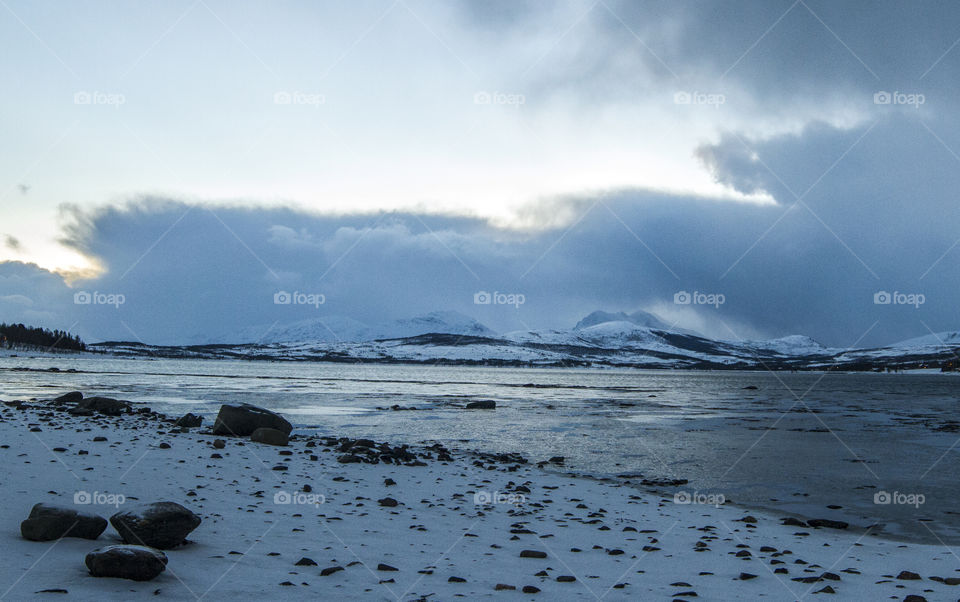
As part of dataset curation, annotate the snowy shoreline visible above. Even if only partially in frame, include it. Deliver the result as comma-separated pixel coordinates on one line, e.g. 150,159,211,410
0,393,954,600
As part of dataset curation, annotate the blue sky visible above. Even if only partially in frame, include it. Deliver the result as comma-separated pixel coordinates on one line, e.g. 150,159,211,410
1,0,959,346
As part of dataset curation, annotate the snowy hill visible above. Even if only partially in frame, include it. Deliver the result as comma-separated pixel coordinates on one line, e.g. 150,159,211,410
890,331,960,348
213,311,495,345
107,309,960,371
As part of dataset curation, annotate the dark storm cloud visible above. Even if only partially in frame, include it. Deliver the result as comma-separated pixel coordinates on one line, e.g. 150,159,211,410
4,112,960,350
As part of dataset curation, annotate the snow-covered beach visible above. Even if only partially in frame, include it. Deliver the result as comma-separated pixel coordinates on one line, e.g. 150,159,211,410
1,391,953,601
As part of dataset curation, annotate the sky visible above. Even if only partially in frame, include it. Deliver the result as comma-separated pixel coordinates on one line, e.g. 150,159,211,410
1,0,959,347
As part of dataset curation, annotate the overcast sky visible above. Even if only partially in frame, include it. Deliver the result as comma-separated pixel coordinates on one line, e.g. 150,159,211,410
1,0,959,346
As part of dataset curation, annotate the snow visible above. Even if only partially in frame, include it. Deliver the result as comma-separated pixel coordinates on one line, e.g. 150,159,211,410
890,330,960,348
0,397,954,600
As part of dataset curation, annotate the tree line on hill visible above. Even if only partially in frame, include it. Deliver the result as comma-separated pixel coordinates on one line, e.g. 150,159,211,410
0,323,86,351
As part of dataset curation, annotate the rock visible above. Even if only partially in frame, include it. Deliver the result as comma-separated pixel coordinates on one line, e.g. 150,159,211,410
20,503,107,541
781,517,807,527
174,413,202,428
110,502,201,549
72,396,130,416
378,497,399,507
211,404,292,437
384,478,396,487
807,519,848,530
548,456,565,464
903,597,927,602
522,585,540,593
250,427,289,446
212,439,226,449
53,391,83,404
739,573,758,580
557,576,576,582
495,584,516,590
897,571,922,580
448,576,466,583
320,566,344,576
337,454,363,464
295,557,317,566
377,563,399,571
465,400,496,409
520,550,547,559
85,545,168,581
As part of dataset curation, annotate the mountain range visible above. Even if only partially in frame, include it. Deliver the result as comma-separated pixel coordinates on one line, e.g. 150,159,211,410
93,309,960,371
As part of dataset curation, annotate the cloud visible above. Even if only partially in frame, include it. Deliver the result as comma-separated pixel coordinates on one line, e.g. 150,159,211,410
3,112,959,352
4,235,21,251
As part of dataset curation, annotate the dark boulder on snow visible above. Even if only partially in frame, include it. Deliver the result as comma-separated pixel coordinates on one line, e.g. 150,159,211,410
85,545,167,581
110,502,201,549
53,391,83,405
174,413,203,428
70,396,130,416
20,503,107,541
212,403,292,437
250,427,289,446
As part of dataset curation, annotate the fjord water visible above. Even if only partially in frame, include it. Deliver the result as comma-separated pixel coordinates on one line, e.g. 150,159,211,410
2,356,958,544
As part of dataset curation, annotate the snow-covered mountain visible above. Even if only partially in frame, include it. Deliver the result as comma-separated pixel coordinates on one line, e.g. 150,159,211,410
889,330,960,348
102,309,959,371
212,311,495,345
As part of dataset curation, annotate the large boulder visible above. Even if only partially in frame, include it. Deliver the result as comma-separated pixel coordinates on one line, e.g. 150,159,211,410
250,427,289,446
20,503,107,541
53,391,83,405
71,396,130,416
85,545,168,581
110,502,201,549
212,404,292,437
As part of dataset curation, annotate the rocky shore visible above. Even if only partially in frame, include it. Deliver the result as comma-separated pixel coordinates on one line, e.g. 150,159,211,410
0,391,953,600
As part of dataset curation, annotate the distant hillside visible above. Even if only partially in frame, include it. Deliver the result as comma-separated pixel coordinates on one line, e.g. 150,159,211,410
0,323,86,352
